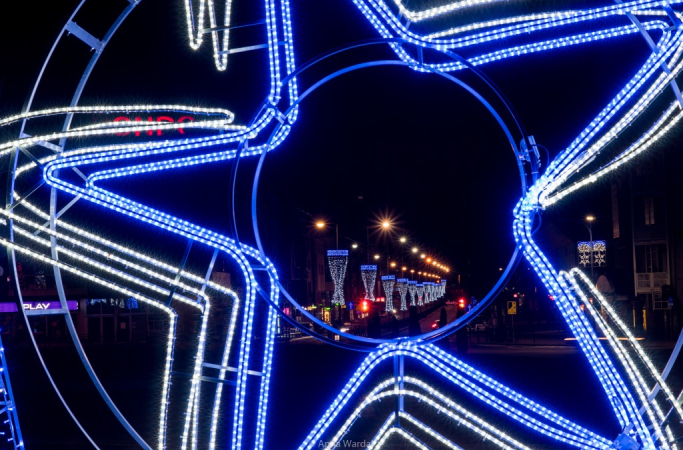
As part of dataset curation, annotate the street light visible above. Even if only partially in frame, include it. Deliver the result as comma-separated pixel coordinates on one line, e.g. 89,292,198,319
315,220,339,249
411,247,418,253
374,254,380,260
351,243,358,249
399,237,407,243
585,215,595,282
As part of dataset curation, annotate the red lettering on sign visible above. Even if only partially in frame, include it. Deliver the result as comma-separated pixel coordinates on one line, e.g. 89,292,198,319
109,115,195,136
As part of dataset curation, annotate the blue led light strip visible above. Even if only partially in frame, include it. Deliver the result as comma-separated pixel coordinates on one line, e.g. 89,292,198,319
3,0,683,448
299,343,611,449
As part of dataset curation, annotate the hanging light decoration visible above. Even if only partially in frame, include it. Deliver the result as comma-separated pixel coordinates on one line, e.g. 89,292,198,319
360,265,377,301
408,280,417,306
327,250,349,305
577,241,592,267
416,283,425,306
440,279,447,298
381,275,396,312
396,278,409,311
593,240,607,267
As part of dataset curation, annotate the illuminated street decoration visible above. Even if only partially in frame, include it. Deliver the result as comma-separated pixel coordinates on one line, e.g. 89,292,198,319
361,265,378,302
407,280,417,306
396,278,409,311
381,275,396,312
593,241,607,267
440,279,447,298
578,241,607,269
416,283,425,307
183,0,235,71
578,242,592,267
0,0,682,449
327,250,349,305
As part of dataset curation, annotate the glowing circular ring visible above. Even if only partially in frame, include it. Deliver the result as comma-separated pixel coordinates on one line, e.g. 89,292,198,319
243,38,535,347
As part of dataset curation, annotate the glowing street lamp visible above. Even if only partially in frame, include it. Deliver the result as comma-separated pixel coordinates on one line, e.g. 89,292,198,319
351,243,358,249
412,247,418,253
399,236,407,243
374,254,380,260
585,215,595,281
315,220,339,249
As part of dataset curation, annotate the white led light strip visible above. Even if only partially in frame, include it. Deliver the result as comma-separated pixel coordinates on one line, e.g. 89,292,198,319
567,269,683,422
183,0,235,70
562,273,673,448
391,0,509,22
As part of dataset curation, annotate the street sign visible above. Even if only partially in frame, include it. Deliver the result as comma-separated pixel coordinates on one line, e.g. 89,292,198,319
507,301,517,315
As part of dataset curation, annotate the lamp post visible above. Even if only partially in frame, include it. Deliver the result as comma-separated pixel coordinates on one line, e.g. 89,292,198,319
378,220,392,273
315,220,338,249
586,215,595,282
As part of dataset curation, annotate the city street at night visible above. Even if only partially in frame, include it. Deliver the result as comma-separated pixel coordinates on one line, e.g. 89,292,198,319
2,0,683,448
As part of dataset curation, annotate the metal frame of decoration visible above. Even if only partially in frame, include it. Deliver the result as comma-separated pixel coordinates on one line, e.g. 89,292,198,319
0,0,682,448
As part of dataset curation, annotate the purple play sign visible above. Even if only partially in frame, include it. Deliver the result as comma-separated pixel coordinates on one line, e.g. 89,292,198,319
0,301,78,313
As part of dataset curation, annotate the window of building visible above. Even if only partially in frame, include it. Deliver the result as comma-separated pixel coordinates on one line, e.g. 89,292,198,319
635,243,667,273
644,196,655,225
653,292,669,310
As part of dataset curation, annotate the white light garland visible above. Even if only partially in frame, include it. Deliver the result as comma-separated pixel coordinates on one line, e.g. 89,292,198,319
408,281,417,306
381,275,395,312
396,278,408,311
327,250,349,305
361,265,378,302
416,283,425,306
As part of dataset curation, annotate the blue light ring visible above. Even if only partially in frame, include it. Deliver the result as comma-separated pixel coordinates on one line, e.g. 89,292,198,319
245,39,529,347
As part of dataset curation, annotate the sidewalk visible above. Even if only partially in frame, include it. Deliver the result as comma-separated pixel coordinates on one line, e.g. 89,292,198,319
465,328,679,350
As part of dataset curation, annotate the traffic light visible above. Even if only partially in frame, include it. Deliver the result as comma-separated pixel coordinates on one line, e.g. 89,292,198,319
458,297,465,309
361,300,369,312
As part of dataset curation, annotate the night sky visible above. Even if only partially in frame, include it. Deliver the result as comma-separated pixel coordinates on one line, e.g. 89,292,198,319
0,0,664,294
